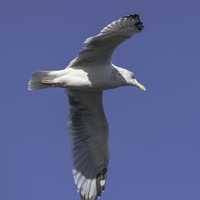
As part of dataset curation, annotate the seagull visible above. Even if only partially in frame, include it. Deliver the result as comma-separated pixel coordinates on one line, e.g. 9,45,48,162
28,14,146,200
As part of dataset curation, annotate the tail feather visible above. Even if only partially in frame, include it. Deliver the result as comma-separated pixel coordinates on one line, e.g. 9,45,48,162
28,70,64,91
28,79,49,91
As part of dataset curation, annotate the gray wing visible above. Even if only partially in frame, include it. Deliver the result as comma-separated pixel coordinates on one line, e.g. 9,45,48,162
69,14,143,67
68,90,109,200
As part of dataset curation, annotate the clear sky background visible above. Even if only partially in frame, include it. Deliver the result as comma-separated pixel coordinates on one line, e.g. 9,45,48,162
1,0,200,199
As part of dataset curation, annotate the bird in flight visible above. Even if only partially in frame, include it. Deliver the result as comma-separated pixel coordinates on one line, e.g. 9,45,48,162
28,14,146,200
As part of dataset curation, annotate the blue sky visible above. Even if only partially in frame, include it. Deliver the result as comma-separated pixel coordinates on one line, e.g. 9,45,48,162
1,0,200,199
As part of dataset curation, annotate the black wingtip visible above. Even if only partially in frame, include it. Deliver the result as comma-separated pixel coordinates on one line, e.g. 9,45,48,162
96,168,107,197
122,14,144,31
123,14,140,19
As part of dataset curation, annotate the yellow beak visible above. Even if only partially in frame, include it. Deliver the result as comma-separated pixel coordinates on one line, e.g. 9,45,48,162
134,79,146,91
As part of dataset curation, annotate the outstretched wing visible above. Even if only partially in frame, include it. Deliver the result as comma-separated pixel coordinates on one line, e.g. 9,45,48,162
67,90,109,200
69,14,144,67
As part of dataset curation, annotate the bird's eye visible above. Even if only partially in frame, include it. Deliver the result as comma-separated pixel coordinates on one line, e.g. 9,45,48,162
131,73,135,79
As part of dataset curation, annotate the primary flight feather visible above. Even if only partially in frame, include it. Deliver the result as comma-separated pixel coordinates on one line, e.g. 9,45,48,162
28,14,146,200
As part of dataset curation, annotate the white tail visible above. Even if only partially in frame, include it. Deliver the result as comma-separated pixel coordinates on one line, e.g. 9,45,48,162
28,70,64,91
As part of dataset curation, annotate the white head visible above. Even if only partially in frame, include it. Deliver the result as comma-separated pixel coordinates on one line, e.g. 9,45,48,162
114,67,146,91
127,71,146,91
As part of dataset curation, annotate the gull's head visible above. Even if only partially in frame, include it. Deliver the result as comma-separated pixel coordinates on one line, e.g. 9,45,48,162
123,14,144,32
120,69,146,91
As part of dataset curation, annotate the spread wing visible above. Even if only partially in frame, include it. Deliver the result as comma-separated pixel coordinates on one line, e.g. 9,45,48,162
69,14,144,67
67,90,109,200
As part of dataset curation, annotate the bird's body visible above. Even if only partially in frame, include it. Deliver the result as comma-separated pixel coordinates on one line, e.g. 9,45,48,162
28,14,146,200
39,64,129,90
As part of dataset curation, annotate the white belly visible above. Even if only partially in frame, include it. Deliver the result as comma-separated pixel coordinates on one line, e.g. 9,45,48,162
56,66,116,90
